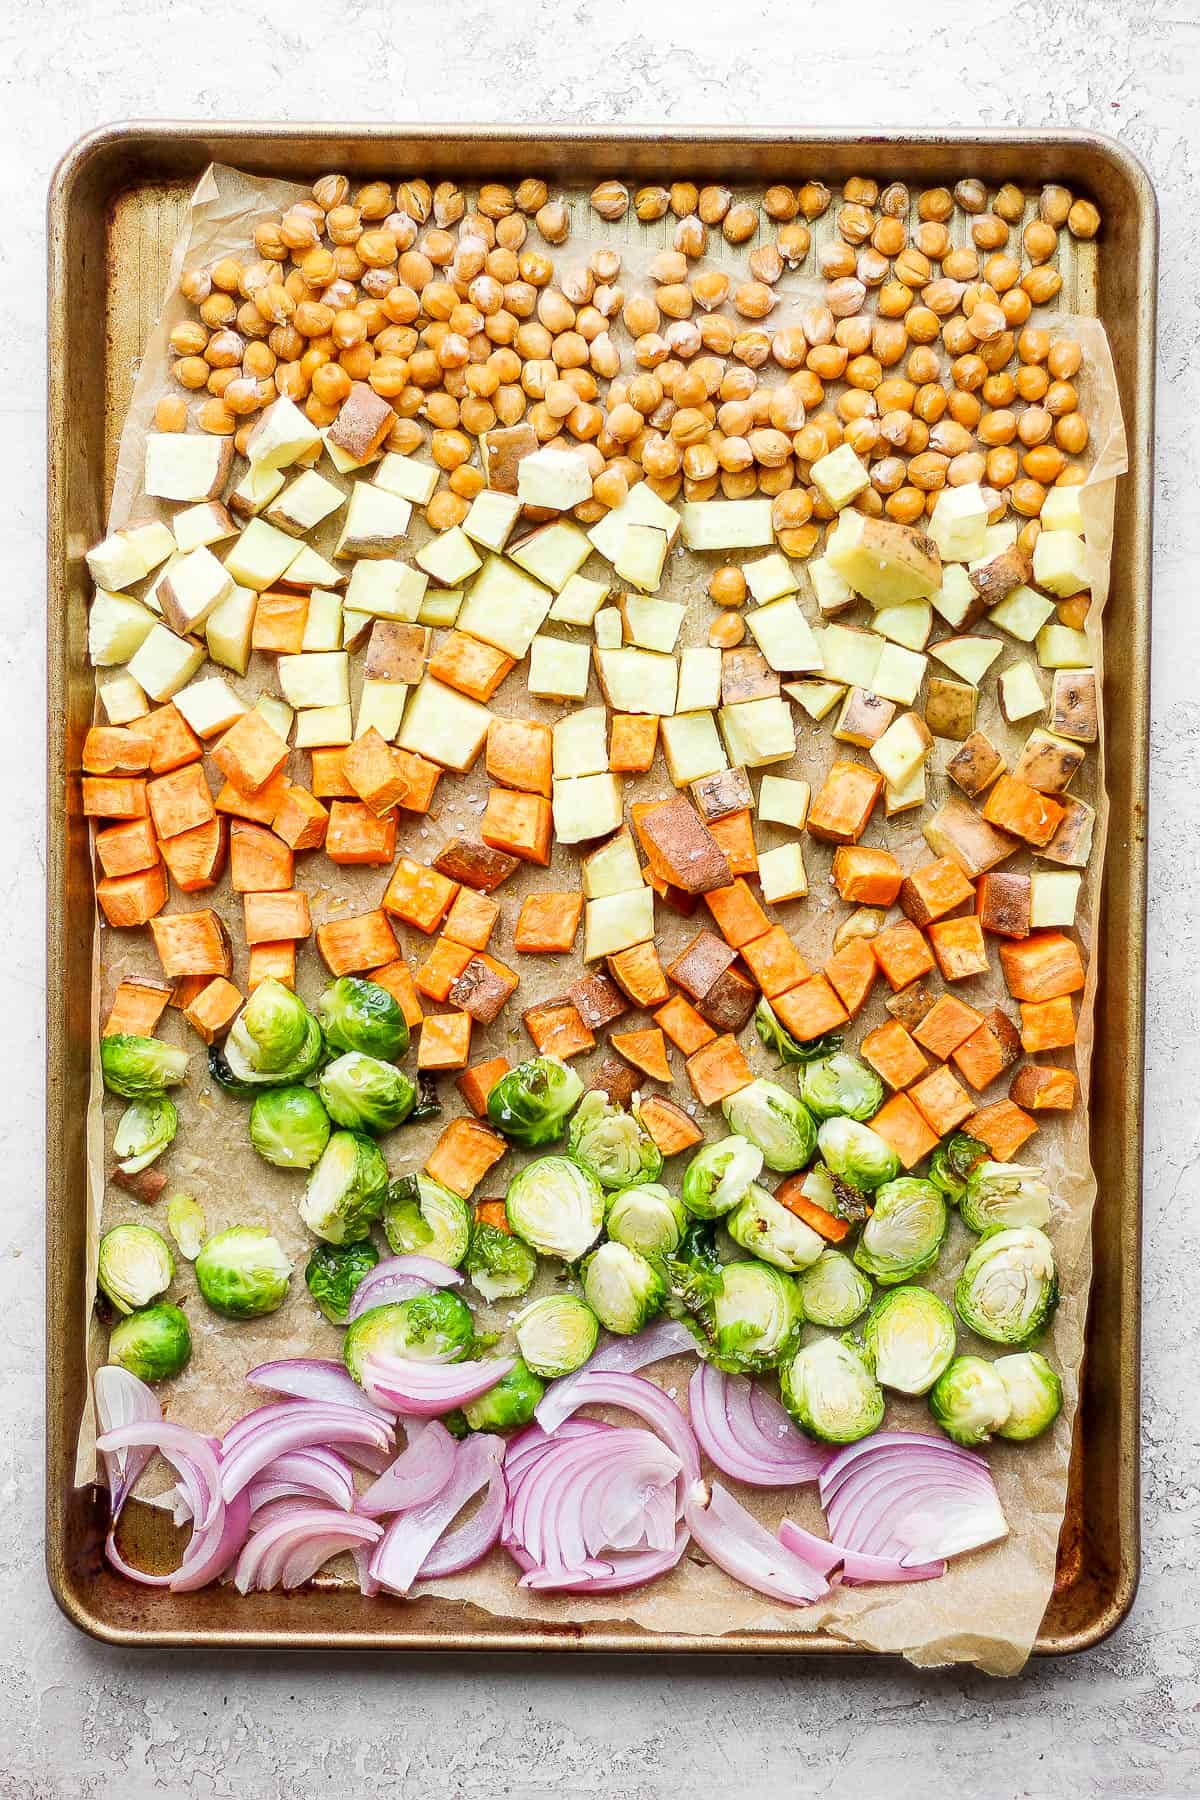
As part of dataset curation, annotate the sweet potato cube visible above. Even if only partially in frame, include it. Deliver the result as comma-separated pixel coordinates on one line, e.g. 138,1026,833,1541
611,1027,672,1084
806,760,884,845
247,941,297,991
645,870,700,917
952,1009,1022,1091
243,890,311,945
83,776,147,820
637,797,731,895
212,709,289,795
343,728,409,816
110,1166,167,1204
773,1176,852,1244
588,1057,641,1108
913,994,983,1060
654,993,716,1055
83,725,152,775
485,717,552,798
330,379,395,459
457,1056,511,1116
366,620,430,684
183,975,243,1044
417,1011,473,1072
450,953,519,1024
147,762,215,840
871,920,936,992
568,971,628,1031
739,927,810,999
149,909,230,978
1009,1065,1078,1112
909,1065,975,1137
309,748,355,799
103,980,172,1039
927,915,991,982
510,889,581,955
608,941,670,1008
325,801,397,866
886,980,939,1031
271,784,329,851
429,631,516,703
1019,995,1077,1052
252,590,309,654
95,817,159,879
899,858,976,929
383,858,460,933
869,1092,939,1170
141,704,203,775
96,864,167,929
315,909,399,976
666,930,737,1002
159,817,228,893
432,837,521,893
831,846,903,907
975,871,1032,940
685,1033,755,1106
229,822,294,893
169,974,210,1012
924,795,1017,878
215,769,290,826
966,1097,1038,1161
636,1093,705,1157
998,931,1085,1002
706,808,758,877
697,966,759,1034
424,1117,508,1199
705,879,770,950
773,974,850,1041
609,713,659,773
444,887,501,952
415,937,476,1002
481,788,553,867
861,1019,930,1091
980,774,1064,849
824,939,877,1018
522,998,595,1061
394,749,442,814
371,959,424,1028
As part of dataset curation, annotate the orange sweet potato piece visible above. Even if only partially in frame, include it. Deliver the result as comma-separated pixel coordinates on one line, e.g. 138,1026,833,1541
588,1057,641,1109
247,941,297,991
383,858,460,932
183,975,243,1045
432,838,521,893
806,760,884,844
1019,995,1077,1052
998,932,1086,1002
636,1093,705,1157
343,728,409,816
83,776,148,820
169,974,210,1011
140,704,203,775
424,1117,508,1199
329,379,395,459
97,864,168,928
685,1034,755,1107
609,713,659,774
952,1009,1023,1092
481,788,553,867
456,1056,511,1117
1009,1064,1078,1112
665,930,737,1003
370,960,424,1028
739,927,811,999
869,1092,939,1170
95,817,160,880
513,891,584,954
861,1019,929,1091
309,747,355,799
980,774,1065,849
485,717,553,799
654,994,716,1056
611,1027,672,1084
871,920,936,992
417,1011,473,1072
913,994,984,1060
83,725,151,775
886,980,939,1032
706,808,758,877
450,952,520,1026
644,869,700,918
697,965,758,1034
102,979,172,1039
823,938,877,1017
899,857,976,929
608,942,671,1009
772,974,851,1042
325,801,398,866
429,631,516,702
522,998,595,1061
831,845,903,906
975,871,1032,940
215,768,291,826
149,909,231,978
212,709,290,795
927,915,991,982
229,822,294,893
415,937,476,1003
147,762,215,840
704,879,770,950
474,1199,510,1232
315,910,399,976
251,591,309,654
445,887,501,952
569,972,629,1032
243,890,311,945
966,1098,1038,1161
159,817,228,893
909,1065,976,1137
394,749,442,814
773,1175,851,1244
637,796,731,895
271,784,329,851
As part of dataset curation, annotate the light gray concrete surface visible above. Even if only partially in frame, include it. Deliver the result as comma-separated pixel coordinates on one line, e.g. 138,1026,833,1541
3,0,1196,1792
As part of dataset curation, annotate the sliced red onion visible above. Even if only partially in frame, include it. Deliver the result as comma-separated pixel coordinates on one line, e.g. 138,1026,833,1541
246,1447,357,1514
97,1421,222,1531
234,1507,383,1594
416,1444,507,1580
504,1418,602,1485
535,1371,701,1490
517,1432,680,1574
94,1368,161,1519
360,1352,515,1419
519,1527,690,1593
370,1435,504,1597
352,1543,380,1597
819,1432,1007,1564
746,1380,834,1472
777,1517,945,1585
684,1481,829,1606
247,1358,394,1420
356,1420,457,1517
688,1364,832,1488
219,1403,393,1501
344,1253,462,1322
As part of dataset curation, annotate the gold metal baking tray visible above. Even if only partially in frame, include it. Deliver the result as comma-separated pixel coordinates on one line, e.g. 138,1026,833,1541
46,122,1155,1656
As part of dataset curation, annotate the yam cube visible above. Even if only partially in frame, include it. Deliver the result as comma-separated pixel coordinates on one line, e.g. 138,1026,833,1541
831,846,903,907
140,704,203,775
424,1117,507,1201
966,1098,1038,1161
645,870,700,917
923,795,1017,878
806,760,884,844
607,941,670,1008
325,802,397,866
705,879,770,950
708,810,759,878
429,632,515,703
913,994,984,1060
899,858,976,929
869,1093,938,1170
611,1027,672,1085
443,887,501,953
685,1034,755,1106
243,890,311,945
481,788,553,867
609,713,660,774
102,979,172,1039
149,909,230,978
158,817,228,893
739,927,810,999
569,972,629,1031
998,932,1085,1002
950,1006,1023,1091
927,915,990,982
1009,1065,1078,1112
522,998,595,1061
314,910,397,978
83,777,148,820
691,767,754,822
339,729,404,817
450,952,520,1024
246,941,297,991
97,865,168,928
212,710,289,795
145,763,212,842
667,930,738,1002
417,1012,473,1072
229,823,294,893
861,1019,930,1091
909,1065,975,1137
886,980,939,1031
654,994,716,1056
773,974,850,1041
636,1094,705,1157
308,748,353,798
183,976,243,1045
981,775,1065,849
696,966,759,1034
251,591,309,654
82,725,151,776
371,960,424,1029
390,749,440,816
946,731,1006,799
513,891,583,954
638,797,731,895
383,858,459,932
975,871,1032,940
1019,995,1077,1052
871,921,936,992
95,817,159,880
214,769,291,827
588,1057,642,1110
431,840,520,896
824,939,877,1017
272,785,329,852
457,1056,511,1117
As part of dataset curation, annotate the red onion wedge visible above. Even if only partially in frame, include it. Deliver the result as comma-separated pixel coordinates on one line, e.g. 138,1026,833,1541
219,1403,393,1502
356,1420,457,1517
777,1518,945,1585
96,1420,247,1592
370,1435,505,1596
519,1527,690,1593
246,1447,357,1514
94,1368,161,1519
416,1442,507,1580
234,1507,383,1594
535,1371,701,1490
360,1352,515,1418
684,1481,829,1606
506,1428,681,1575
819,1432,1007,1565
688,1364,832,1487
344,1253,463,1322
247,1358,393,1420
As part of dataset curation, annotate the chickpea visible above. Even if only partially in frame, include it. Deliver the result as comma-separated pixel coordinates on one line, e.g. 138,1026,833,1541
1023,266,1063,305
590,180,629,221
1055,413,1089,455
886,486,926,524
195,397,235,434
941,317,975,358
977,408,1017,447
199,292,237,329
723,202,758,244
534,198,570,245
826,276,866,318
1001,289,1033,327
154,393,188,431
425,489,468,530
857,247,890,288
971,212,1009,251
734,281,775,320
1067,197,1101,240
1011,477,1046,517
948,390,982,430
777,221,811,268
1047,338,1082,380
1023,443,1066,483
837,203,875,245
873,215,907,258
1023,218,1058,265
709,610,746,648
819,241,858,281
877,279,912,319
985,444,1020,488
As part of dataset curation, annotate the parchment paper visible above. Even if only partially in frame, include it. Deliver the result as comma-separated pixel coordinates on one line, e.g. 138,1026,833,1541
79,164,1127,1674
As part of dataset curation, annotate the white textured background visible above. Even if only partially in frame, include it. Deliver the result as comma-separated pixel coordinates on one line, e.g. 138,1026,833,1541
4,1,1195,1793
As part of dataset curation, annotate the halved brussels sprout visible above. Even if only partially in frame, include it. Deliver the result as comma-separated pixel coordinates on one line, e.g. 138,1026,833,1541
165,1192,206,1261
954,1226,1058,1346
797,1249,873,1329
318,1052,416,1134
721,1080,817,1173
582,1241,666,1335
101,1034,189,1099
798,1053,884,1124
726,1182,825,1273
222,980,324,1090
780,1334,885,1444
754,998,843,1066
567,1091,663,1191
853,1177,947,1286
606,1182,687,1257
465,1219,538,1302
960,1161,1052,1235
97,1223,174,1315
249,1085,332,1170
301,1130,389,1245
195,1226,292,1319
113,1096,178,1175
861,1285,957,1395
505,1156,605,1261
381,1173,471,1268
681,1135,764,1219
929,1354,1012,1446
710,1259,804,1374
817,1116,900,1192
462,1357,544,1431
108,1302,192,1383
513,1293,600,1378
927,1131,988,1206
305,1239,380,1324
317,975,409,1061
487,1055,584,1148
343,1290,476,1382
993,1350,1063,1441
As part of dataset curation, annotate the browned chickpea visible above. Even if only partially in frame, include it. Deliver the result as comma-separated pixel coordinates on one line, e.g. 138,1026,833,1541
884,486,925,524
1011,477,1046,516
1067,198,1101,239
797,181,831,219
1048,338,1083,380
709,610,746,648
971,213,1009,251
1016,363,1050,403
978,408,1017,447
982,371,1017,408
1055,413,1089,455
1023,266,1063,305
985,444,1020,488
1024,443,1066,483
154,393,188,431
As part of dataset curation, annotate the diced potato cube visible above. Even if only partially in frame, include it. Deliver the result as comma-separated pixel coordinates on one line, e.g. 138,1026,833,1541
224,520,304,592
614,523,670,593
582,827,644,899
718,696,796,768
463,489,522,552
88,591,159,667
144,433,232,503
457,555,554,658
931,636,1003,686
758,775,810,830
98,670,150,725
815,624,881,690
589,483,680,563
1039,486,1086,534
825,511,941,604
1036,623,1092,669
553,706,609,778
86,522,175,590
808,554,855,615
277,651,350,710
1032,529,1089,597
417,526,483,588
395,677,491,773
593,608,623,649
529,634,591,701
872,601,933,651
174,676,247,739
510,520,592,591
301,589,343,652
279,545,342,591
171,502,236,555
584,888,656,961
834,688,895,748
783,679,845,722
205,585,257,676
1029,870,1082,928
930,564,981,629
253,693,293,742
988,584,1057,642
549,573,609,627
595,647,679,716
676,645,722,713
269,470,345,538
810,443,869,511
334,483,412,558
677,499,774,550
745,551,799,605
294,705,353,748
344,558,427,621
418,586,464,629
929,482,990,562
872,642,928,705
322,431,382,476
374,451,439,505
660,711,727,786
516,447,594,510
245,395,323,470
126,625,206,701
885,764,926,817
620,594,684,652
158,544,234,635
870,711,933,788
757,841,809,903
356,679,408,742
746,598,822,673
552,772,624,844
230,463,284,519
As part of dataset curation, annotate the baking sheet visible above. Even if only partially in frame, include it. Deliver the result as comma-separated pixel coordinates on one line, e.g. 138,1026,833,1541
80,162,1127,1674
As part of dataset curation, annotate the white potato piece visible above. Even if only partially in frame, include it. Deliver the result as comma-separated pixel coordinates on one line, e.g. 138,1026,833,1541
245,396,322,471
744,551,798,605
988,584,1056,643
1032,528,1089,597
553,706,609,778
614,522,670,593
593,608,623,649
356,679,408,742
1030,870,1082,928
174,676,247,739
395,676,492,772
253,694,294,743
746,598,822,673
584,888,656,961
463,490,522,552
529,634,592,701
552,772,624,844
810,444,868,511
718,696,796,768
334,483,411,558
660,711,727,787
594,647,678,716
620,594,685,653
783,678,846,722
88,591,159,667
872,642,928,706
278,544,344,591
158,544,234,635
516,447,594,510
757,841,809,903
302,590,344,653
676,645,721,713
549,573,609,627
871,600,933,651
344,558,427,622
126,625,206,701
277,651,351,710
144,433,232,502
224,520,304,593
456,556,554,658
589,482,680,564
509,520,591,591
98,670,150,725
581,827,644,899
416,526,482,588
205,586,257,677
418,588,464,629
758,775,810,830
930,636,1002,686
678,498,774,551
173,501,237,555
294,705,353,748
269,470,345,538
928,482,990,563
374,452,439,505
815,624,881,690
